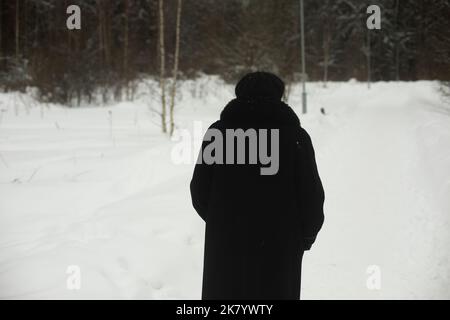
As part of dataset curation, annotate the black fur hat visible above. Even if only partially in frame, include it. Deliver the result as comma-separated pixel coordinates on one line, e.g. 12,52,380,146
235,71,285,102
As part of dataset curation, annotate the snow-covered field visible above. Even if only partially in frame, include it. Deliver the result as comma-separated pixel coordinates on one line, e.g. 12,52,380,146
0,79,449,299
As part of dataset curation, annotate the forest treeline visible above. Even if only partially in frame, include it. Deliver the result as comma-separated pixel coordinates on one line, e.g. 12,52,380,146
0,0,449,105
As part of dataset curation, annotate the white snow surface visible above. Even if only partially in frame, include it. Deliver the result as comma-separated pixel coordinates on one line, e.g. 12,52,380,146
0,78,449,299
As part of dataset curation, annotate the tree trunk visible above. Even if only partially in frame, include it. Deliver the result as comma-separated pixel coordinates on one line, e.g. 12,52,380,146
169,0,182,136
104,1,111,69
98,1,104,67
158,0,167,133
394,0,400,81
123,0,129,100
98,1,111,68
15,0,20,61
0,1,3,66
323,27,330,88
395,45,400,81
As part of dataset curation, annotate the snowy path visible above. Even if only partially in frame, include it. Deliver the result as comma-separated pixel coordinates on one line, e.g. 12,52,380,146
0,81,449,299
302,83,450,299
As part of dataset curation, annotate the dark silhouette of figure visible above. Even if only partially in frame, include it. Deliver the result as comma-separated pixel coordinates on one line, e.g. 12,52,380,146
190,72,324,300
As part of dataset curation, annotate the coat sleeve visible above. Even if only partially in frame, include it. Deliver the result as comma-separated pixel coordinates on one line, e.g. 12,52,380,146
295,127,325,250
190,123,218,222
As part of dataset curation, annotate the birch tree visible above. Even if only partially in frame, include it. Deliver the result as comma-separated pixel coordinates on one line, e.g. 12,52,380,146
158,0,167,133
169,0,183,136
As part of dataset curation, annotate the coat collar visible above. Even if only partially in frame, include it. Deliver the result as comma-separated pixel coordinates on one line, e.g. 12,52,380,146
220,98,301,127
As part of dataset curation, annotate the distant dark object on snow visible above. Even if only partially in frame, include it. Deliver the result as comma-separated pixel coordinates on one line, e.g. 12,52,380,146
320,108,326,115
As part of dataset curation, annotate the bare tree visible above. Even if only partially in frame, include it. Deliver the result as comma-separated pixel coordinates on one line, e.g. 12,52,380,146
123,0,130,100
15,0,20,61
321,24,332,87
97,1,112,69
0,2,2,64
393,0,400,81
317,0,341,87
158,0,167,133
169,0,183,136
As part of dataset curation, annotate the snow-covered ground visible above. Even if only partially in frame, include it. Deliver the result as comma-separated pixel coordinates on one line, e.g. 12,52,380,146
0,79,449,299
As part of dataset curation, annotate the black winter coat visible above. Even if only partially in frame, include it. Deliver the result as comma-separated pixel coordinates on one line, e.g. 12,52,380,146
190,98,324,300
